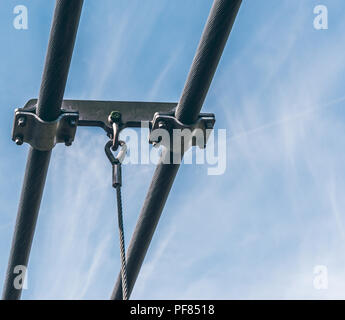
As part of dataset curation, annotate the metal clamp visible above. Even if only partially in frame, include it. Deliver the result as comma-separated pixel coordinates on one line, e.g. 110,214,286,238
149,112,216,151
12,108,79,151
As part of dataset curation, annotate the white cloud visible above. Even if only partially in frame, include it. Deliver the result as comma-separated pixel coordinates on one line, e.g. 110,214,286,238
14,0,345,300
129,1,345,299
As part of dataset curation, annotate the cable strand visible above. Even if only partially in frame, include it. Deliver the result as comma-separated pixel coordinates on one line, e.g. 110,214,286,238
116,183,128,300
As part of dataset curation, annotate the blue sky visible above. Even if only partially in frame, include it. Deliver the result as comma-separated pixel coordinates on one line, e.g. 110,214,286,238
1,0,345,299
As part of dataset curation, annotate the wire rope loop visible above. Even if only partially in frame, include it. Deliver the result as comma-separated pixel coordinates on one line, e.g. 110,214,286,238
105,140,127,165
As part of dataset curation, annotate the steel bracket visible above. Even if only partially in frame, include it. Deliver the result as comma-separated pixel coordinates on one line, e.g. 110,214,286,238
14,99,215,152
149,112,216,151
22,99,178,136
12,108,79,151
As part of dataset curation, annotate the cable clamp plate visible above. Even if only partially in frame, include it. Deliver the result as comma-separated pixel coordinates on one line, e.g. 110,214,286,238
149,112,216,151
12,108,79,151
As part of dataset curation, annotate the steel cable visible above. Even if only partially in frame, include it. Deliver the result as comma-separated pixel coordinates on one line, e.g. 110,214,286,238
115,184,128,300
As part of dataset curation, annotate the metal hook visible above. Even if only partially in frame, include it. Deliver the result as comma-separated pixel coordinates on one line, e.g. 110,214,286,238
112,122,120,151
108,111,122,151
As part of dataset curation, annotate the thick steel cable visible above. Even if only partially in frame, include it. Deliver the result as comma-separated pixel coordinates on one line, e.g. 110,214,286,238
175,0,242,124
37,0,84,121
2,0,84,300
111,0,242,300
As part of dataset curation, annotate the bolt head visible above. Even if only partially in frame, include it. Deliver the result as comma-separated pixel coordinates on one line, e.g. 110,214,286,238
206,121,214,129
151,136,162,147
64,137,72,146
69,119,77,127
17,117,26,127
109,111,121,124
15,136,23,145
158,121,167,129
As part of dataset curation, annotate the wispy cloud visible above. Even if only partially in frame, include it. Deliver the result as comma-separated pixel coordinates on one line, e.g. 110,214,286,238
28,130,157,299
7,0,345,300
81,1,166,99
129,0,345,299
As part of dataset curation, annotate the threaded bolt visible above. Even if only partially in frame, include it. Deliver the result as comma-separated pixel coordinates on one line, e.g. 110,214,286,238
206,121,213,129
69,119,77,127
158,121,166,129
17,117,26,127
64,137,72,146
15,136,23,145
109,111,121,124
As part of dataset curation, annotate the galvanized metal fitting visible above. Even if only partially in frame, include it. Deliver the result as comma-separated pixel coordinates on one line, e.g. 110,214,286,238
12,108,79,151
149,112,215,151
108,110,122,124
108,111,123,151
